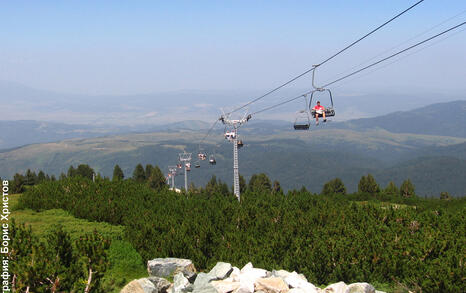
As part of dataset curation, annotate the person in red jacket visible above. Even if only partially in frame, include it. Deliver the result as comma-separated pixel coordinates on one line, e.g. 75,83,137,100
313,101,327,125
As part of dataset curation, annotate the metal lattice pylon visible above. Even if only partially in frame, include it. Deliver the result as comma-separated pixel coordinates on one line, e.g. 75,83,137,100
168,165,177,189
219,111,251,202
178,152,192,191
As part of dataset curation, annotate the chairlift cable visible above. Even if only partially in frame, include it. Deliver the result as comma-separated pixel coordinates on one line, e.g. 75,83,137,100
252,91,314,116
321,21,466,88
250,21,466,116
325,26,466,90
324,9,466,83
225,0,425,116
198,119,219,147
316,0,425,67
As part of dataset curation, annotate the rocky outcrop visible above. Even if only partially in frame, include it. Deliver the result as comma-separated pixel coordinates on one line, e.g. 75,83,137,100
122,258,385,293
148,258,197,279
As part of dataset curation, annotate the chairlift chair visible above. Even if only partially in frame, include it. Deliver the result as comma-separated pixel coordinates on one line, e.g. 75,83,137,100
198,153,207,160
310,89,335,119
209,155,216,165
237,140,244,148
294,110,311,130
225,131,236,141
293,95,311,130
185,163,191,171
195,161,201,168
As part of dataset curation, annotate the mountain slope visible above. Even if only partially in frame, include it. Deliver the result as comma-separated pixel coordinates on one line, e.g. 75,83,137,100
334,100,466,137
375,156,466,196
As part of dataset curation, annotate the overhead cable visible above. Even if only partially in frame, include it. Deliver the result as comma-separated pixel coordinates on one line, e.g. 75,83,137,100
198,119,219,147
251,21,466,116
316,0,425,67
226,0,425,115
324,8,466,84
322,21,466,88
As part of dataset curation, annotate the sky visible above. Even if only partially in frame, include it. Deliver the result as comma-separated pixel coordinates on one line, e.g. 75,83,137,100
0,0,465,123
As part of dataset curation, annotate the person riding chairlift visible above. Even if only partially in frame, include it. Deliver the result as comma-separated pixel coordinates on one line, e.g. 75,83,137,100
313,101,327,125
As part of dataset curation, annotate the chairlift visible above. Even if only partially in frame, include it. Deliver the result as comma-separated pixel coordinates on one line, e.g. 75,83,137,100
194,161,201,168
225,131,236,140
177,163,182,169
294,95,311,130
185,163,191,171
310,89,335,119
209,155,216,165
237,140,244,148
198,153,207,160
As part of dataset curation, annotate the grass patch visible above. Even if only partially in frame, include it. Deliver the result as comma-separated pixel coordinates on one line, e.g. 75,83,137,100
9,193,21,211
102,240,148,292
12,208,124,241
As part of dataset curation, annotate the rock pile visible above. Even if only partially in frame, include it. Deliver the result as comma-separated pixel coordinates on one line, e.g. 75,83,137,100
121,258,385,293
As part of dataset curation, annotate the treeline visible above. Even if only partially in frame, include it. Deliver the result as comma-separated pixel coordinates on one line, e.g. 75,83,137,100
6,162,167,194
17,176,465,292
8,161,456,200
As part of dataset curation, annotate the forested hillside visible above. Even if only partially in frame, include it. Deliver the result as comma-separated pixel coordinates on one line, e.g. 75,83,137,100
14,176,465,292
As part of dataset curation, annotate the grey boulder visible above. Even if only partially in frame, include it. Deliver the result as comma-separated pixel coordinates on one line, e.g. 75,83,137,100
148,258,197,278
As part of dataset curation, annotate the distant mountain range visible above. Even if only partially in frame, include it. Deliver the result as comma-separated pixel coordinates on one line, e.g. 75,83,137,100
0,100,465,196
1,80,464,127
0,120,213,150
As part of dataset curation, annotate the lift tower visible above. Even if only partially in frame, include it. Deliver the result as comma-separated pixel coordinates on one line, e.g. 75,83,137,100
178,152,192,191
220,112,251,201
168,165,177,189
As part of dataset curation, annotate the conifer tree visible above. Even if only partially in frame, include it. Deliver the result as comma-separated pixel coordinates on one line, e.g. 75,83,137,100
76,164,94,180
132,164,146,183
384,181,399,195
25,169,37,186
322,178,346,195
46,225,80,291
400,179,415,197
76,231,110,293
11,173,25,193
37,170,46,184
112,164,124,181
248,173,272,193
147,166,166,190
358,174,380,194
272,180,283,194
67,166,76,178
145,164,154,179
205,175,218,195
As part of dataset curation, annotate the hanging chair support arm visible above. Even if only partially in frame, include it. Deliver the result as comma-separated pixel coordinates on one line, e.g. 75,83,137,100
311,65,324,92
310,65,334,108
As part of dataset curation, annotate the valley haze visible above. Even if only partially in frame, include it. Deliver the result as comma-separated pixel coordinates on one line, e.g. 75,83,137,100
1,100,465,197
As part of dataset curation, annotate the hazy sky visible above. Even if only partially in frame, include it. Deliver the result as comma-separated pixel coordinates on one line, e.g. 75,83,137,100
1,0,465,97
